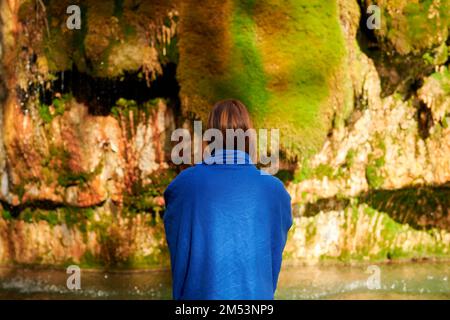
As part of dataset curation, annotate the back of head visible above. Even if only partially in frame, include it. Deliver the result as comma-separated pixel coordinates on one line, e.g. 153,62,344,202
207,99,254,155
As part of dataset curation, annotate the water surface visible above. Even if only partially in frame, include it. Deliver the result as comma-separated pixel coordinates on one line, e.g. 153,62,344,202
0,262,448,299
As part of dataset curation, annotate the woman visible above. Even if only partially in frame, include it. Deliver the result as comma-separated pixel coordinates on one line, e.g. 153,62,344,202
163,99,292,300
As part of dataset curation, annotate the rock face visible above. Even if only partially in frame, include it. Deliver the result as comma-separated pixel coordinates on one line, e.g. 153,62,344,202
0,201,168,267
2,96,174,207
285,204,450,263
178,0,352,157
0,0,449,267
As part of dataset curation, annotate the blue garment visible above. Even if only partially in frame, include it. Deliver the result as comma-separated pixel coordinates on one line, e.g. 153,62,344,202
163,149,292,300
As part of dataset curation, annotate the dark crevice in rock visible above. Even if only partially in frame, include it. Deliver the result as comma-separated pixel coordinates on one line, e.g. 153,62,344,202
345,89,366,128
0,199,107,218
408,78,424,95
356,0,379,53
355,1,435,98
10,60,184,215
299,185,449,232
302,197,351,217
416,99,434,140
36,62,180,116
356,0,382,66
362,185,450,231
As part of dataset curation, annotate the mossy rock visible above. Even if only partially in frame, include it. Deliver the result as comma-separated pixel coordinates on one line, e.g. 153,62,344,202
360,0,449,95
418,66,450,124
178,0,351,158
365,0,449,56
362,186,450,231
287,203,450,262
18,0,177,77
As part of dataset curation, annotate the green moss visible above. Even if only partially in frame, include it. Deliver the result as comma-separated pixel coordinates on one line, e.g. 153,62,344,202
113,0,124,18
213,0,269,124
366,164,384,189
122,251,170,269
52,95,68,116
345,148,357,168
294,203,450,262
121,216,169,268
57,172,89,187
293,158,313,182
1,210,12,220
403,0,449,52
37,93,70,123
62,207,93,228
443,116,449,129
313,164,335,180
38,103,53,123
362,186,450,230
123,169,177,215
37,210,59,226
28,0,175,77
79,250,104,269
5,204,169,268
40,2,88,73
111,98,163,144
179,0,348,158
366,135,386,189
12,183,26,202
293,157,347,182
368,0,449,55
12,206,95,228
275,169,294,183
111,98,161,120
431,66,450,94
158,37,179,65
44,143,102,188
422,52,435,65
256,0,348,156
20,208,34,223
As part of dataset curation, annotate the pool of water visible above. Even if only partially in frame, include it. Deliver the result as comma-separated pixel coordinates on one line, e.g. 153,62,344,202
0,262,448,299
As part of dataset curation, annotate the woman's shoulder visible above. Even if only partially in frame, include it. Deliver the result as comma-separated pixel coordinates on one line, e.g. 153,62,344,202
168,166,197,186
258,172,291,200
257,170,283,185
165,163,211,191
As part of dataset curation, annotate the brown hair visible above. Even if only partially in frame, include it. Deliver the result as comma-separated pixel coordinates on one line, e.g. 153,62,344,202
206,99,255,155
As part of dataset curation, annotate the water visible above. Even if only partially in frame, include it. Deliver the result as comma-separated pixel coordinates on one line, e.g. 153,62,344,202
276,262,449,300
0,262,448,300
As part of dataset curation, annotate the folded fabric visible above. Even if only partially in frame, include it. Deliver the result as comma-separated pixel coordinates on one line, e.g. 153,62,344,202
164,149,292,300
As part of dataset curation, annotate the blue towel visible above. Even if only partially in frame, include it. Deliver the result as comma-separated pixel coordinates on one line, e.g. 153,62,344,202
163,149,292,300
